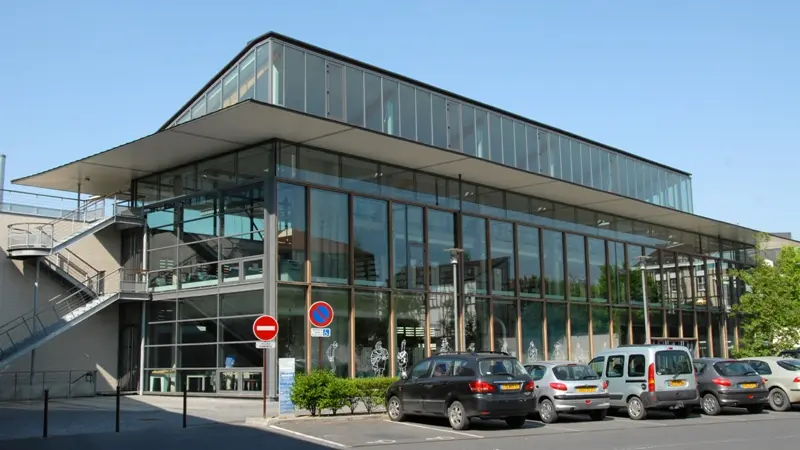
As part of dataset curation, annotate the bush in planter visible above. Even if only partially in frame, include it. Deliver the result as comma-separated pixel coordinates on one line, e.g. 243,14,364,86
320,377,357,415
290,370,336,416
354,377,397,413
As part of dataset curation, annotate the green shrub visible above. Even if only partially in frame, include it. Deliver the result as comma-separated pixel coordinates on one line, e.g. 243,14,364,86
290,372,398,416
320,377,352,415
290,370,336,416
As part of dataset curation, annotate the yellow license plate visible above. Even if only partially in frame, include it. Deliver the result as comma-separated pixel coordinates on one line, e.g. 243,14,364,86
577,387,597,393
741,383,757,389
668,380,687,387
500,383,521,391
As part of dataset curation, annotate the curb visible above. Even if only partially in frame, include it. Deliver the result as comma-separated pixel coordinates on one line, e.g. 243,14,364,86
246,412,387,426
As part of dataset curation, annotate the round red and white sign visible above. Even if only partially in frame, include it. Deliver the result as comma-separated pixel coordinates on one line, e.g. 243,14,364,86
252,315,279,341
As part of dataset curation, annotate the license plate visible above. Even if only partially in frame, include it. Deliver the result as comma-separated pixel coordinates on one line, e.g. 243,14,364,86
668,380,687,387
741,383,757,389
500,383,521,391
576,387,597,393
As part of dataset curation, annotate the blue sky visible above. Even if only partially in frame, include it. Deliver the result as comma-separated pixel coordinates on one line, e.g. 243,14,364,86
1,0,798,236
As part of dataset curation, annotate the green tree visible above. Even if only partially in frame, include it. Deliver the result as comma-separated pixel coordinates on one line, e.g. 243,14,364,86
730,234,800,358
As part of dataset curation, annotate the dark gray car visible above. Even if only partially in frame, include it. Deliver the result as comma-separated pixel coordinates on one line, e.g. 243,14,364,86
693,358,768,415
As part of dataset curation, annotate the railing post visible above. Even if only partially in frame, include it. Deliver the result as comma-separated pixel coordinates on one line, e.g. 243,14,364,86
115,385,120,432
42,389,49,439
182,385,187,429
67,370,72,399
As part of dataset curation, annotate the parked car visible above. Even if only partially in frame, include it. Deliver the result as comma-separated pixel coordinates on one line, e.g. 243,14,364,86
590,345,698,420
738,357,800,412
692,358,768,415
385,351,535,430
777,349,800,360
525,361,610,423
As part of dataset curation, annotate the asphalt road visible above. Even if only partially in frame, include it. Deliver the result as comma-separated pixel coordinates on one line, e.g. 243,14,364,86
3,409,800,450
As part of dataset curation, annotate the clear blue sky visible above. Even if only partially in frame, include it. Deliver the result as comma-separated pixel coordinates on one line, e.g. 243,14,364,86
1,0,798,236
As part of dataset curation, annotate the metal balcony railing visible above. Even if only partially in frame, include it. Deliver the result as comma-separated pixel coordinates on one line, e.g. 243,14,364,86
6,193,140,252
40,248,102,289
0,188,80,219
0,269,147,364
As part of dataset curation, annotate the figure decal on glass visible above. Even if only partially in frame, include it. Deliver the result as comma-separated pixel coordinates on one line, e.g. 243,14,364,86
552,338,566,360
326,341,339,372
397,339,408,377
370,341,389,376
439,337,450,354
526,341,539,364
500,339,509,355
467,342,476,352
574,342,587,363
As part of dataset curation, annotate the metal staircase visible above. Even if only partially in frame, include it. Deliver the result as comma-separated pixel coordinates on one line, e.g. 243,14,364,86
6,193,143,259
0,268,147,370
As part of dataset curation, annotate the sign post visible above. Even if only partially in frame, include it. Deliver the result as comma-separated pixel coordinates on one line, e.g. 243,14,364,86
308,301,334,370
253,315,278,419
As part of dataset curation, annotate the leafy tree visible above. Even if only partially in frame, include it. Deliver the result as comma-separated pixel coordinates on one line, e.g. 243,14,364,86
730,234,800,358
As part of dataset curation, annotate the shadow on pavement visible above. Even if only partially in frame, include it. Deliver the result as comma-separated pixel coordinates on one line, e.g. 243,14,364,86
409,414,547,431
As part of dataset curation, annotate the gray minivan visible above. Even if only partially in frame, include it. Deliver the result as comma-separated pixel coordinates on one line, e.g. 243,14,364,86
590,345,699,420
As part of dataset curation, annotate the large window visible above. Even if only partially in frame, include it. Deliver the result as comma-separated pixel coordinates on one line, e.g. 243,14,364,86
355,291,391,377
518,225,541,297
428,209,455,290
592,306,610,356
543,230,565,299
395,292,426,376
571,304,590,362
462,216,488,294
588,238,607,302
310,189,349,284
567,234,587,301
278,285,306,374
392,204,425,289
353,197,389,287
310,288,350,377
493,299,518,357
464,296,490,352
546,303,567,360
521,301,544,364
490,220,515,296
277,183,306,282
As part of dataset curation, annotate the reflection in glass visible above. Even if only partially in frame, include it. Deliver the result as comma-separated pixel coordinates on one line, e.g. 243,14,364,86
650,309,664,339
543,230,565,300
697,312,710,357
220,291,262,317
446,101,461,150
521,301,544,364
277,183,306,282
567,234,587,301
682,311,695,341
493,299,518,357
489,114,503,163
666,309,680,339
392,204,425,290
310,289,350,377
284,46,304,111
346,67,364,126
428,209,455,290
353,197,389,287
310,189,349,284
588,238,607,302
518,225,541,297
612,307,630,346
354,291,390,377
591,306,610,356
395,292,426,376
327,62,344,121
278,285,306,374
416,90,432,145
429,292,454,353
631,309,646,344
382,79,399,135
399,83,416,140
571,304,590,362
341,157,379,196
546,303,567,360
711,314,722,357
432,95,447,148
462,216,488,294
364,73,382,132
464,296,490,352
490,221,515,296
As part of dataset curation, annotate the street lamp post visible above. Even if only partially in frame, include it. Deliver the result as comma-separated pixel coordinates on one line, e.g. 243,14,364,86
636,255,651,344
446,248,464,352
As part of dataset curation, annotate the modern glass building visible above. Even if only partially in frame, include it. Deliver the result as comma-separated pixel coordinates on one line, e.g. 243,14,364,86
6,32,789,397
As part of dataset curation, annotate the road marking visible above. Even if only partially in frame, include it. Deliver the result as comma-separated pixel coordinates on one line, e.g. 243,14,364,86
269,425,348,448
256,325,276,331
544,425,581,432
426,436,455,441
365,440,396,444
386,420,484,438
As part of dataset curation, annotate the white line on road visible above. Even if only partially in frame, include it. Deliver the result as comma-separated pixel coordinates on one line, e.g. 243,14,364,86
256,326,276,331
269,425,348,448
386,420,485,438
543,425,582,432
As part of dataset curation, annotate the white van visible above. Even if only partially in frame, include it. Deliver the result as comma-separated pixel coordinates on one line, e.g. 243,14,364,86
589,345,698,420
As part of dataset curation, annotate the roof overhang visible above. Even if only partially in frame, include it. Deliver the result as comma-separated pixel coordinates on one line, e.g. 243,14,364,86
13,100,798,248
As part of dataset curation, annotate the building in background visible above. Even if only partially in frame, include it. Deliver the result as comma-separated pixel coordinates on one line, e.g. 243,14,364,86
1,32,797,399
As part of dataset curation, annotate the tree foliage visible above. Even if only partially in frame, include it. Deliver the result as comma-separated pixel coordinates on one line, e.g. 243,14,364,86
731,234,800,358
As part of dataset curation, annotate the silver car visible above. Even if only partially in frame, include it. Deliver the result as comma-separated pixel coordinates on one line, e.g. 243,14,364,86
525,361,610,423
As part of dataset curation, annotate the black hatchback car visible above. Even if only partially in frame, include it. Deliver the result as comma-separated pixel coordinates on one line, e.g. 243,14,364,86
385,352,535,430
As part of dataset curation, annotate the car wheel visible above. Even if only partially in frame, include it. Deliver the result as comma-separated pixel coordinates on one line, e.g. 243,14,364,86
538,399,559,424
505,416,527,429
447,401,470,430
673,407,691,418
627,396,647,420
702,393,721,416
769,388,791,412
588,410,607,421
387,396,405,422
747,404,765,414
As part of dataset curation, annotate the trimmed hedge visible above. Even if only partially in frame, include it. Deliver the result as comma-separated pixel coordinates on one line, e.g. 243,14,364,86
290,370,397,416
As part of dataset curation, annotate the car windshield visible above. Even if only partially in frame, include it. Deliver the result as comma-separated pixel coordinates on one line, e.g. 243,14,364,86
655,350,693,375
713,361,758,377
777,360,800,371
479,358,527,377
552,364,599,381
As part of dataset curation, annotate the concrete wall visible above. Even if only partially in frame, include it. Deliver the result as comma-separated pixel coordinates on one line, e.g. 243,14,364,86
0,212,125,392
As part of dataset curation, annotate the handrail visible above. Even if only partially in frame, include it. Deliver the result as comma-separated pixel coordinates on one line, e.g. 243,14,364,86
41,250,101,286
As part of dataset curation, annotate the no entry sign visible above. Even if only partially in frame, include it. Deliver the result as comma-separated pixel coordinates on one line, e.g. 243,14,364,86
252,315,279,341
309,301,334,328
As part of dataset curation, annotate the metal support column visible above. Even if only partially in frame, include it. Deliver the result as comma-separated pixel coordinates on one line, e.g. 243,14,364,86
264,172,278,399
30,258,40,384
138,301,147,395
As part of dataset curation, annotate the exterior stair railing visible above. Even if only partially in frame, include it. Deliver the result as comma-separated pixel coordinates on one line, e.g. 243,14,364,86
6,193,140,252
0,268,147,366
40,248,102,291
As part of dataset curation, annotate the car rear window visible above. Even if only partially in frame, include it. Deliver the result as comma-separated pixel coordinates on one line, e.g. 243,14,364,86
713,361,758,377
552,364,599,381
777,360,800,371
655,350,693,375
478,358,527,377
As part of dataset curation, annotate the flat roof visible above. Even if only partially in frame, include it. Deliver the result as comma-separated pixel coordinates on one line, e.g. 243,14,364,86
13,100,797,248
160,31,690,177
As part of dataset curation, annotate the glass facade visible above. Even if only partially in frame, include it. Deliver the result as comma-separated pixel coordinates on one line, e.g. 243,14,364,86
138,139,749,393
167,37,694,213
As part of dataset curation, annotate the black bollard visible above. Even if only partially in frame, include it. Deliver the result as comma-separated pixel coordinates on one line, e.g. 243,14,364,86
182,385,188,428
115,385,121,433
42,389,49,438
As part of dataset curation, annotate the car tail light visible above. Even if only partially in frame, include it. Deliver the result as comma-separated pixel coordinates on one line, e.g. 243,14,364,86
762,378,768,385
647,363,656,393
524,380,535,391
602,380,609,390
549,382,568,391
793,377,800,383
469,380,494,393
712,378,731,387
